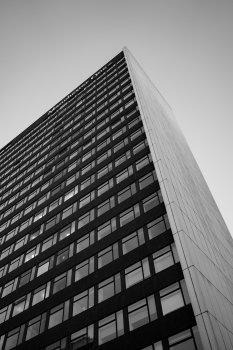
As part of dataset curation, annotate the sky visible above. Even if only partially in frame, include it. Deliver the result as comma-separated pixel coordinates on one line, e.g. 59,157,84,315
0,0,233,236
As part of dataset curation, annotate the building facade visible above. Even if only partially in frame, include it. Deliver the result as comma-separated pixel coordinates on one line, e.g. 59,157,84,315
0,48,232,350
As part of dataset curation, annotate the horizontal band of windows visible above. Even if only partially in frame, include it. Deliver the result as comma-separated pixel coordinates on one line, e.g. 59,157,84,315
0,132,147,253
0,86,134,205
0,203,169,311
0,185,162,290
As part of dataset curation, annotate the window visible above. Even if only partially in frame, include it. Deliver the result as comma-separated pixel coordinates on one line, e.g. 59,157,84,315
0,222,8,233
98,273,121,303
79,191,95,208
62,203,76,220
56,246,70,265
147,214,170,239
24,203,34,215
0,246,12,260
51,185,61,197
98,243,119,268
118,183,136,203
97,150,111,165
81,161,95,176
6,228,17,242
2,280,14,297
12,296,27,316
53,270,71,295
76,231,94,253
97,196,115,216
42,234,56,252
97,127,110,140
111,116,124,129
70,325,94,349
168,329,197,350
19,219,31,233
80,174,95,190
34,208,46,222
113,138,128,154
97,178,114,197
46,214,58,230
37,194,48,206
139,171,157,190
98,310,124,345
122,229,145,255
0,306,9,324
19,269,32,287
26,313,46,340
112,126,126,140
128,295,157,331
32,284,47,305
48,302,68,329
66,174,76,186
143,191,163,212
97,218,116,240
125,258,150,289
97,163,112,179
37,259,50,276
136,154,152,171
83,140,92,150
5,326,22,350
128,116,140,129
14,235,27,251
11,212,21,225
59,222,75,241
115,151,130,167
141,341,163,350
160,282,186,315
130,127,144,141
120,204,140,227
97,138,110,152
49,198,61,212
73,287,94,316
153,244,178,273
75,257,94,282
25,247,37,262
78,209,94,229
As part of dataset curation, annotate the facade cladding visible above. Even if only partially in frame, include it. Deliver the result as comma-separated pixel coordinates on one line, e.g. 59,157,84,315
0,49,232,350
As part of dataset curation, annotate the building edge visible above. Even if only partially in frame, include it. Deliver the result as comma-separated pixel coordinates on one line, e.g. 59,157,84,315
123,47,233,349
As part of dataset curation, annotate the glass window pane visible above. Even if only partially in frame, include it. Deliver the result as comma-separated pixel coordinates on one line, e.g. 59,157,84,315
98,278,114,303
53,274,67,294
129,305,149,331
32,286,46,305
170,339,195,350
154,251,174,273
161,290,184,315
49,305,63,328
99,320,116,345
126,266,143,288
37,261,49,276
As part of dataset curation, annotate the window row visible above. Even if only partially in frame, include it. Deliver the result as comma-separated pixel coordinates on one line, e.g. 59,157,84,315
0,113,142,235
0,66,130,189
0,234,176,321
1,280,190,350
0,57,126,167
0,138,150,254
140,326,201,350
0,100,135,214
0,169,157,274
0,86,134,204
0,189,164,295
0,113,142,233
0,151,151,256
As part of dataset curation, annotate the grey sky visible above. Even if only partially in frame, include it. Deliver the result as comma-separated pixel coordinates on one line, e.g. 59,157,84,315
1,0,233,236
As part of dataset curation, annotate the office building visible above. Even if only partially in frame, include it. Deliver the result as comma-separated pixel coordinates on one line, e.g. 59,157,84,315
0,48,232,350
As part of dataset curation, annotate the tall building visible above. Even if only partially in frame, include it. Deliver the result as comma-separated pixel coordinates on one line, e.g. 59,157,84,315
0,48,232,350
